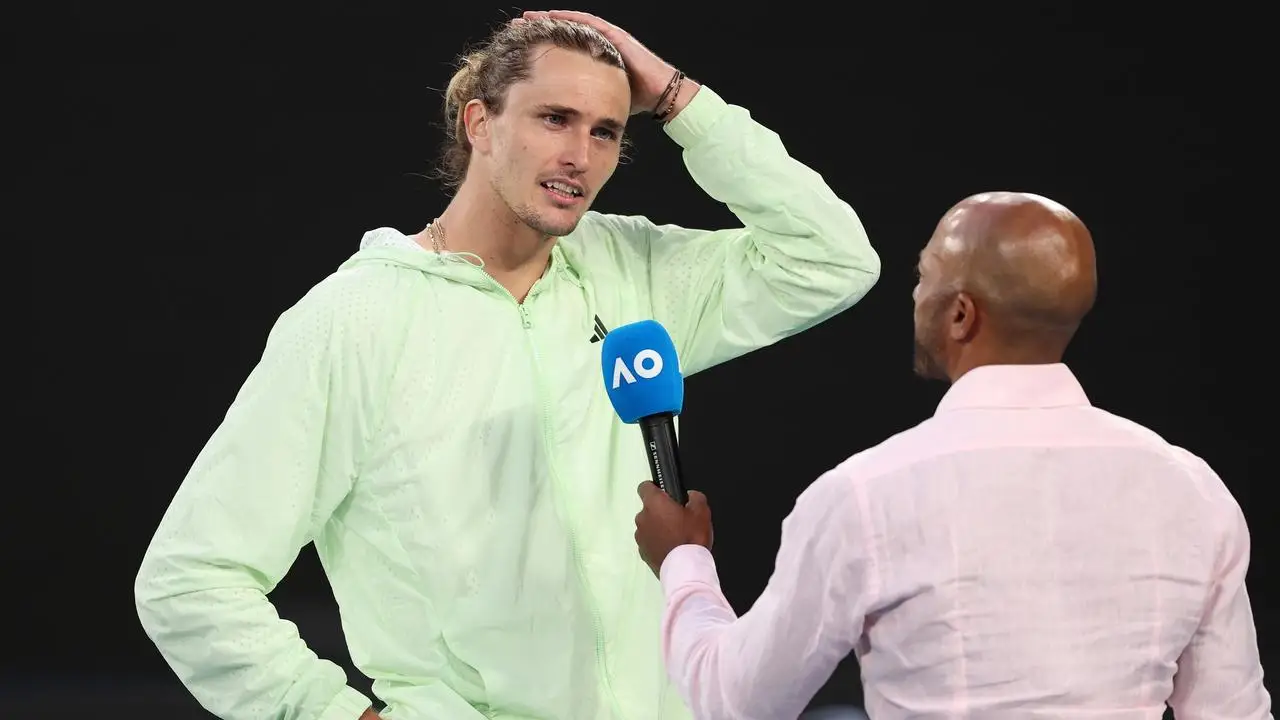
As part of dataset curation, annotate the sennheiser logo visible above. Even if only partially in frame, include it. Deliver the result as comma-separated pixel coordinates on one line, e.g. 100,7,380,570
611,348,664,389
588,315,610,343
648,440,664,487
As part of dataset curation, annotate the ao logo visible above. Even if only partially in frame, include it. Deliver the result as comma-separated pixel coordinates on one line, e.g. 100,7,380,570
610,348,664,389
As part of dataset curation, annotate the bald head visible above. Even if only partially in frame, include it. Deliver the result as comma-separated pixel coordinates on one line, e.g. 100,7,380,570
926,191,1097,343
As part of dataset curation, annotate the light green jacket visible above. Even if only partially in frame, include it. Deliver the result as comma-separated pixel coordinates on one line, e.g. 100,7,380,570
134,86,881,720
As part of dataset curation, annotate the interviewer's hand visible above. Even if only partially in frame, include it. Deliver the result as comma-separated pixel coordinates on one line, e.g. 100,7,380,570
359,707,382,720
634,481,713,577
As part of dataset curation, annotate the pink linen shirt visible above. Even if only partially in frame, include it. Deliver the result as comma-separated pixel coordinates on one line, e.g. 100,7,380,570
659,363,1270,719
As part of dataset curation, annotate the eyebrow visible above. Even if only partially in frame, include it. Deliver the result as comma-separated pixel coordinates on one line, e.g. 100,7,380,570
535,104,626,134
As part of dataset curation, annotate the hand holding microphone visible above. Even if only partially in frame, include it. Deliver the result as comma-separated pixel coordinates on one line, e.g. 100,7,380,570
633,481,713,578
602,320,713,576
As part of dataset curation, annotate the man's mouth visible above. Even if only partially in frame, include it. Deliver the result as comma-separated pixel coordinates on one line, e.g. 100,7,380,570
540,180,584,200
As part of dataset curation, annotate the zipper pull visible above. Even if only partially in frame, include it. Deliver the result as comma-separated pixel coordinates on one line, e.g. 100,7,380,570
518,305,532,329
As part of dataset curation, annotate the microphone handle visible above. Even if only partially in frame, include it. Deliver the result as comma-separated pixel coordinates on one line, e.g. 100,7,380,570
638,412,689,505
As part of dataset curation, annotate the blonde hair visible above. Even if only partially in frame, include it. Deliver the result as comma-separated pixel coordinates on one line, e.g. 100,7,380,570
435,18,627,192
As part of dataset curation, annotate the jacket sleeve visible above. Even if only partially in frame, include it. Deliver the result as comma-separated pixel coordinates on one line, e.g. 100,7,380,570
589,85,881,376
133,267,403,720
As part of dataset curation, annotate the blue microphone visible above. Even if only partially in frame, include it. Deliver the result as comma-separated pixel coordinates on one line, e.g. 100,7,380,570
601,319,689,505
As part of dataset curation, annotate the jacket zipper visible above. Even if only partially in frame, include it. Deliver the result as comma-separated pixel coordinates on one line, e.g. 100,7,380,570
488,279,625,718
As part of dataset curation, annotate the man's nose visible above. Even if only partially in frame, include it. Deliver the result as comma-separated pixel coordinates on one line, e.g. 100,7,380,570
558,130,592,170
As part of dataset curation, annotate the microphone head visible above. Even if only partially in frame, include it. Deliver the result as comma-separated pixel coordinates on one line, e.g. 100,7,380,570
600,319,684,424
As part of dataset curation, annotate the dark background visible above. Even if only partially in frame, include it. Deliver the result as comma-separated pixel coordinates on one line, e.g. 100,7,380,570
17,2,1271,717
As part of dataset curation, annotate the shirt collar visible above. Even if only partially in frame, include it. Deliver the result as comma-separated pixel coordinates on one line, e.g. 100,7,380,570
934,363,1091,416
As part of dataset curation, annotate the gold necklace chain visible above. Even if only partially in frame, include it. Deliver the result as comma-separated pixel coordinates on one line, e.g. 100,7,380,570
426,217,446,253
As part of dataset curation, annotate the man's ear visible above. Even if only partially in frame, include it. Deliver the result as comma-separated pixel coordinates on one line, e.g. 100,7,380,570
464,99,491,154
948,291,980,343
